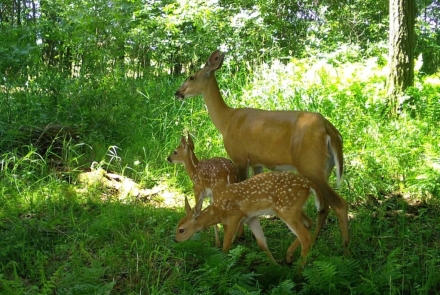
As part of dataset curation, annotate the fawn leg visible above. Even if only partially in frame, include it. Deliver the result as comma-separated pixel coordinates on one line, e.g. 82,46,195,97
247,217,278,265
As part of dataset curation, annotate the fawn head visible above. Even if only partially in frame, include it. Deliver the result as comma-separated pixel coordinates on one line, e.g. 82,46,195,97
167,134,195,164
175,50,225,99
175,196,205,242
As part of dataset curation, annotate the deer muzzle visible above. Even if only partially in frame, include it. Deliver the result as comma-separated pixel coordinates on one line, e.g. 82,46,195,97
175,90,185,100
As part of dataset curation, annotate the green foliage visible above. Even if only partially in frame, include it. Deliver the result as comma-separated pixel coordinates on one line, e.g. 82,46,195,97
416,2,440,75
301,257,360,294
179,245,260,294
3,0,438,82
1,3,440,292
304,0,389,54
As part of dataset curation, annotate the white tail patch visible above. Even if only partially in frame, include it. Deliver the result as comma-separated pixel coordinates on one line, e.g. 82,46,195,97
310,188,323,212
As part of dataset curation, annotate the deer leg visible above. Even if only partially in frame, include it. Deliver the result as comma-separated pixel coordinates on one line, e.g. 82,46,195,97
320,183,350,256
221,217,242,253
207,195,222,247
286,240,300,265
247,217,278,265
283,216,312,268
235,219,245,238
301,212,313,229
331,197,350,256
287,212,314,259
300,171,350,255
313,204,330,243
213,224,221,248
234,163,263,239
235,162,249,182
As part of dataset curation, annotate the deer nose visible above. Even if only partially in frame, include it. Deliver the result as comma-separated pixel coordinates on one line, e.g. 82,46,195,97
175,90,185,99
166,157,172,163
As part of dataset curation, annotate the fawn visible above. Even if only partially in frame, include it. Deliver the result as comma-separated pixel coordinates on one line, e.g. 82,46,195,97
175,171,324,267
167,134,241,247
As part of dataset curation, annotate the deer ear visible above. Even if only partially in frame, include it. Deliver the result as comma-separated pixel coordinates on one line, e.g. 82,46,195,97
187,133,194,150
184,196,192,214
193,198,204,218
205,50,225,73
180,136,188,150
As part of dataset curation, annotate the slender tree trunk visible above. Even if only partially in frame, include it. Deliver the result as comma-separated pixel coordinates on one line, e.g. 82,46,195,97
16,0,21,26
387,0,417,115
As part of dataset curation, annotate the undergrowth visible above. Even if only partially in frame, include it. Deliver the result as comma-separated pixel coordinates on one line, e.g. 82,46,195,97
1,48,440,294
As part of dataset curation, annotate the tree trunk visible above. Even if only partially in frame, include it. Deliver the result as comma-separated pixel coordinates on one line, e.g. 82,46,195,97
387,0,416,115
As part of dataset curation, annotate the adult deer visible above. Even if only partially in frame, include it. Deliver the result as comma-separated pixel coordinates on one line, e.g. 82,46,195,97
175,172,324,267
175,50,349,254
167,133,241,247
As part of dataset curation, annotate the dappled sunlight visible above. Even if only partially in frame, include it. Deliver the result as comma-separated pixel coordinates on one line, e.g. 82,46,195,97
239,48,389,111
75,161,186,207
423,74,440,86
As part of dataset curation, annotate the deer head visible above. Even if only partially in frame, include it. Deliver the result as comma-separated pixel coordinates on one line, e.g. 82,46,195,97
175,50,225,99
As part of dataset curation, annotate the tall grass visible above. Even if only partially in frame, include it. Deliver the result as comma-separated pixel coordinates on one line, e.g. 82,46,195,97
1,48,440,294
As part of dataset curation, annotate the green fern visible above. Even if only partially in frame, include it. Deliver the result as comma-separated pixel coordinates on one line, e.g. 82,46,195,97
301,257,360,294
303,260,337,290
177,244,259,294
228,284,261,295
269,280,297,295
58,260,115,295
39,262,66,295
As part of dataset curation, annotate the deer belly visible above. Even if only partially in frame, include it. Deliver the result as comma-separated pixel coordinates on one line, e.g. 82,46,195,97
253,164,297,172
272,164,297,172
243,208,276,222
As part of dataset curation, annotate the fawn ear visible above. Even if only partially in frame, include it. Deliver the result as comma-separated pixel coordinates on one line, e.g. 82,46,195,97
187,132,194,150
184,196,192,214
193,198,204,218
180,136,188,150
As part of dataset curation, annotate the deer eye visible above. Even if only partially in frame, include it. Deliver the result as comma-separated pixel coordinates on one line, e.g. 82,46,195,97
189,76,195,81
179,228,185,233
174,151,178,155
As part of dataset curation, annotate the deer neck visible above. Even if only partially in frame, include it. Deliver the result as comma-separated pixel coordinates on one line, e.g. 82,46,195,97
183,151,199,181
195,206,222,229
201,77,234,135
